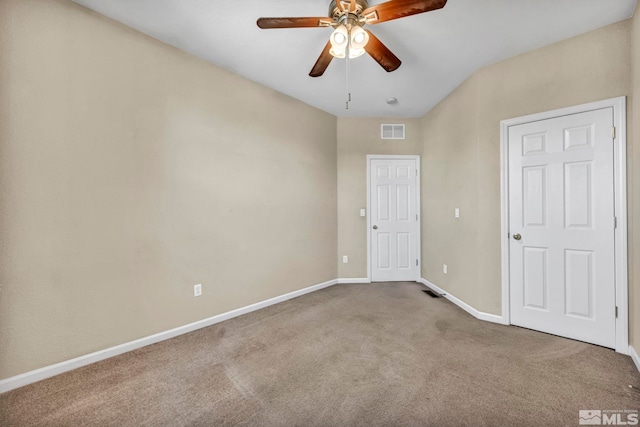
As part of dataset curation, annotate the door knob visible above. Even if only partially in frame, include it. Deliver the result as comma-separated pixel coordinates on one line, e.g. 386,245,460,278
513,233,522,240
373,225,378,230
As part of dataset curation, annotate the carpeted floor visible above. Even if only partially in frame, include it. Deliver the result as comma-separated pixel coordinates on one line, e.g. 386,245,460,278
1,282,639,426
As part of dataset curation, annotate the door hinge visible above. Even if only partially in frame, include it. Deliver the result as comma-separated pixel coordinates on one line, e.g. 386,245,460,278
612,127,616,140
614,216,617,229
416,214,418,221
416,259,419,266
615,306,618,318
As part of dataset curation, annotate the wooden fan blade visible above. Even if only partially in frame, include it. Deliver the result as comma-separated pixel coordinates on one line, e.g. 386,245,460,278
257,17,333,29
309,41,334,77
364,30,401,72
362,0,446,25
349,0,356,12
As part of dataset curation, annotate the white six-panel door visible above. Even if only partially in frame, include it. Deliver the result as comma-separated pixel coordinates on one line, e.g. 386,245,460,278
370,158,419,282
508,108,616,348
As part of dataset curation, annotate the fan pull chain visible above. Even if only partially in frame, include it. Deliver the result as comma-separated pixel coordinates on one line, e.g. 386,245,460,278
345,33,351,110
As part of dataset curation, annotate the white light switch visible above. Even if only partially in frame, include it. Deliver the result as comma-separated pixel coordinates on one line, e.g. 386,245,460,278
343,255,349,263
454,208,460,218
360,209,366,217
443,264,448,274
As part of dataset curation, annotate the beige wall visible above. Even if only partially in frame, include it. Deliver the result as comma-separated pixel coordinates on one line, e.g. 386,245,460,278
421,20,632,315
0,0,337,380
421,76,482,307
631,10,640,350
337,118,423,278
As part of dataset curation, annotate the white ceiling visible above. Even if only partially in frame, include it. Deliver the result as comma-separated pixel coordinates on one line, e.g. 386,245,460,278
72,0,637,118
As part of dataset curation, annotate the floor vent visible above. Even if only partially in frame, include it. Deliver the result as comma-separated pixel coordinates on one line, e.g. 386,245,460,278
381,124,405,140
422,289,443,298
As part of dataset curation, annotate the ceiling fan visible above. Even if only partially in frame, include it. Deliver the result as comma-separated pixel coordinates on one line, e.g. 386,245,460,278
257,0,447,77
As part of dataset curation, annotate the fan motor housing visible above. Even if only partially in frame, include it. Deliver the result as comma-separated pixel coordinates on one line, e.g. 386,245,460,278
329,0,369,20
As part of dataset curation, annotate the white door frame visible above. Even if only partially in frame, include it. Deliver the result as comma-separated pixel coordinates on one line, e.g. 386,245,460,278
500,96,628,354
366,155,422,282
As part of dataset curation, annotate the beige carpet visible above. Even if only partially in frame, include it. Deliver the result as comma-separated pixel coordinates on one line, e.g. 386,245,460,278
1,282,639,426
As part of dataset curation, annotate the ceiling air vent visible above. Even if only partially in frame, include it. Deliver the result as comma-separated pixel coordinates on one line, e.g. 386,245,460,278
381,124,405,140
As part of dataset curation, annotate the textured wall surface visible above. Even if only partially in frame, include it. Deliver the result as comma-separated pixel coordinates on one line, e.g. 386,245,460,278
337,118,423,279
0,0,337,379
420,20,632,315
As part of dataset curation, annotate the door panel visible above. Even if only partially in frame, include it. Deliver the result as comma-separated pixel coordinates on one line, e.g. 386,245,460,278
370,158,419,282
508,108,615,348
564,162,592,228
523,246,548,310
523,166,547,227
397,185,410,221
397,232,410,269
377,233,391,269
564,249,594,318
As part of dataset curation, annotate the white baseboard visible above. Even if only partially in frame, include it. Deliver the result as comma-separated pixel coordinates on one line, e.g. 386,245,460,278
419,278,507,325
0,278,339,394
476,311,507,324
630,345,640,373
337,278,371,284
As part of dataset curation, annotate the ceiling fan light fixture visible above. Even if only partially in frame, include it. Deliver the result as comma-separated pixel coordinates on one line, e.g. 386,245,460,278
332,31,347,45
348,48,366,58
350,25,369,50
258,0,449,78
330,47,346,58
329,24,348,57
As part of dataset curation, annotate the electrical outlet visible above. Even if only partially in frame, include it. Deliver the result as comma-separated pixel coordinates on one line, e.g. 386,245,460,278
360,209,366,217
443,264,448,274
455,208,460,218
194,283,202,297
343,255,349,263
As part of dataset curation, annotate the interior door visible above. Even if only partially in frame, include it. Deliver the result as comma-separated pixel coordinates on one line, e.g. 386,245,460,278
508,108,615,348
370,158,419,282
